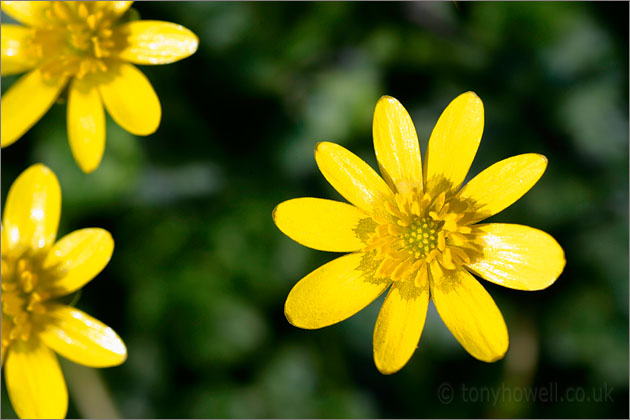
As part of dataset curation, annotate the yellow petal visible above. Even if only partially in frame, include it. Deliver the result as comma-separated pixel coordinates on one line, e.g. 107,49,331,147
98,1,133,19
40,303,127,368
423,92,484,194
3,164,61,252
99,62,161,135
466,223,565,291
1,315,10,366
5,338,68,419
1,68,67,147
285,253,391,329
0,1,51,27
67,76,106,173
1,24,39,76
43,228,114,298
113,20,198,65
457,154,548,223
430,265,508,362
273,198,368,252
373,279,429,374
372,96,422,192
1,223,7,257
315,141,394,216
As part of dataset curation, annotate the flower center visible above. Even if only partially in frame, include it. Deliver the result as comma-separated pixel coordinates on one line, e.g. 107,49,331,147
1,255,49,344
363,187,479,286
402,217,441,259
34,2,120,79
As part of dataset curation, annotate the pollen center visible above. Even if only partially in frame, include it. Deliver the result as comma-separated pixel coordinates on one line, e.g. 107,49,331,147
35,1,121,79
402,217,440,259
1,255,49,344
362,188,478,286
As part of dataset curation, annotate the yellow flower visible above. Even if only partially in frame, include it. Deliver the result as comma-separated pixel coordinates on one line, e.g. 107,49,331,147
273,93,566,374
1,164,126,419
0,1,198,173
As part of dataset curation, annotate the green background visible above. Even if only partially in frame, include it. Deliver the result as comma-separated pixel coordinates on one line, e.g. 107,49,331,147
2,2,628,418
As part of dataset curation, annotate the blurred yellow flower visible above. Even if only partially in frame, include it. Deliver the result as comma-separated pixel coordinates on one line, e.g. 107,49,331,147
273,93,566,374
1,164,126,419
0,1,198,173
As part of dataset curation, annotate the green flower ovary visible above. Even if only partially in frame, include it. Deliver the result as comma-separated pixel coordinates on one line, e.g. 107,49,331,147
402,216,442,259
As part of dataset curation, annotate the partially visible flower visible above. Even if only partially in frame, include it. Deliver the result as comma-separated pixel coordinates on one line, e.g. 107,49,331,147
1,164,126,419
1,1,198,173
273,93,566,374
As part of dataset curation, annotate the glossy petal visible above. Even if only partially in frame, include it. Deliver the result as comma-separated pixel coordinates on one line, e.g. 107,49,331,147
67,76,106,173
3,164,61,252
114,20,198,65
315,141,394,216
431,265,508,362
373,96,422,192
40,304,127,368
466,223,565,291
0,1,51,27
458,154,548,223
1,68,67,147
1,223,7,257
99,62,161,135
5,338,68,419
273,198,368,252
98,1,133,18
373,279,429,374
1,24,38,76
285,253,391,329
423,92,484,194
43,228,114,298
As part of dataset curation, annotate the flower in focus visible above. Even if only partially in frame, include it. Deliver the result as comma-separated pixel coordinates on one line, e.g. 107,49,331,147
1,1,198,173
1,164,126,419
273,93,566,374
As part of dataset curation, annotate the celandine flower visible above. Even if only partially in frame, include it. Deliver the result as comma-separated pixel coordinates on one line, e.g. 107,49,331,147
1,1,198,173
273,93,565,374
1,164,126,418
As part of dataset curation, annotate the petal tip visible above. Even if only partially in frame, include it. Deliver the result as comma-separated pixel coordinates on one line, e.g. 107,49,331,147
85,227,114,251
1,135,19,148
23,163,60,189
77,159,100,174
98,336,127,367
29,162,51,173
462,90,480,101
271,201,288,226
112,339,128,365
456,91,483,110
535,153,549,166
100,227,115,249
132,118,160,136
377,95,399,105
314,141,332,152
481,345,509,363
478,331,509,363
189,31,200,51
284,300,303,329
270,199,296,226
284,292,328,330
314,141,337,160
373,355,404,375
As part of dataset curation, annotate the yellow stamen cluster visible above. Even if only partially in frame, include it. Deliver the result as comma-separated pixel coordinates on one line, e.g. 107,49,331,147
34,2,122,79
1,254,51,345
364,187,478,287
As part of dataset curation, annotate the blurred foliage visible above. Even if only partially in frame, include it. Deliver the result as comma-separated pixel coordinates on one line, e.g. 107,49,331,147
1,2,628,418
